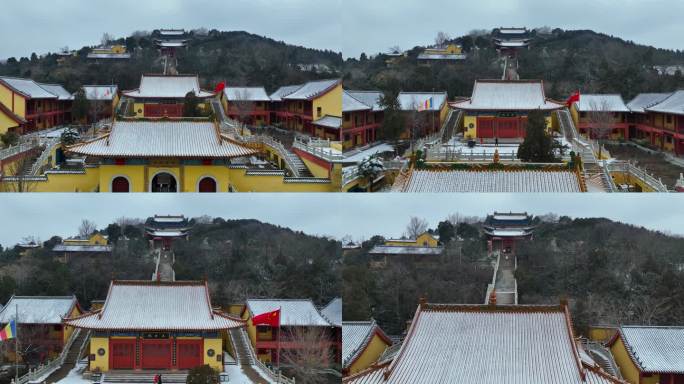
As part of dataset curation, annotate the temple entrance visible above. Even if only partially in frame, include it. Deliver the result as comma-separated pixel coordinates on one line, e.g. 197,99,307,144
198,177,217,193
141,339,172,369
151,173,177,193
110,339,135,369
177,340,203,369
111,177,130,193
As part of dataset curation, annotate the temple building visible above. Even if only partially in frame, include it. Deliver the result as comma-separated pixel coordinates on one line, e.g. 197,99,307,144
492,27,533,55
608,326,684,384
121,74,214,118
368,232,444,268
268,79,342,136
79,85,119,123
398,92,449,136
344,301,624,384
154,29,189,57
570,94,631,140
342,320,392,375
342,91,384,150
627,91,684,155
87,45,131,60
451,80,564,141
144,215,193,250
0,76,73,134
0,295,82,363
52,232,112,262
242,299,340,366
63,280,244,372
221,86,271,126
417,44,466,62
483,212,536,253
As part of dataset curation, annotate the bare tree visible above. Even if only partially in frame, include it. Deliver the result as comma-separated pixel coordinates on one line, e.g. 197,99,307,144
587,99,616,160
435,31,451,47
100,33,113,47
78,219,97,238
280,327,332,384
233,89,256,131
0,157,38,193
388,45,402,55
446,213,461,227
405,216,429,239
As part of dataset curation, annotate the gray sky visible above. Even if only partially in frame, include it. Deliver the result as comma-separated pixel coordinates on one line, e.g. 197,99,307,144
2,0,682,61
0,194,682,246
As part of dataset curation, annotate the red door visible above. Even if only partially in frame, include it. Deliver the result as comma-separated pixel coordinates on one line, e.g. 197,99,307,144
177,339,203,369
110,339,136,369
141,339,172,369
477,118,494,138
112,177,130,193
495,118,519,138
198,177,217,193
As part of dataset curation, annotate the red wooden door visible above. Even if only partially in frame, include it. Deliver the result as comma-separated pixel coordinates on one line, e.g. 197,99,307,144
198,177,217,193
177,339,203,369
110,339,136,369
112,177,130,193
141,339,172,369
477,118,494,138
495,118,519,138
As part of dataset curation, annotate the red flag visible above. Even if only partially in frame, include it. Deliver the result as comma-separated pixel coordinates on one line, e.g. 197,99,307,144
214,81,226,94
252,309,280,327
566,90,580,106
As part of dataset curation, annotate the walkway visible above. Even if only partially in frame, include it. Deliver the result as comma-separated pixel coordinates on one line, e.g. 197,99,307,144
38,330,89,383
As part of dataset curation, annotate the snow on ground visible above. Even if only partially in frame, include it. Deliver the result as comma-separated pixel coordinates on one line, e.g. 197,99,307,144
54,366,89,384
223,365,275,384
343,143,395,162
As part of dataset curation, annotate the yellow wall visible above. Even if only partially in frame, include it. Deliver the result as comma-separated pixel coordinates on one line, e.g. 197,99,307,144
133,103,145,117
611,336,659,384
62,304,82,344
588,326,617,343
463,115,477,139
0,82,27,134
203,337,223,372
348,334,390,375
570,104,580,128
89,337,110,372
385,232,438,247
312,83,342,120
99,165,146,192
609,171,658,192
0,110,19,135
1,167,100,192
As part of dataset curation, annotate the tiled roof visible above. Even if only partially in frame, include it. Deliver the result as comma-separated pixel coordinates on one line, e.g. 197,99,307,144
87,53,132,59
37,83,74,100
343,91,372,112
575,94,630,113
0,296,78,324
64,281,243,331
343,320,391,369
245,299,332,327
321,298,342,327
645,90,684,116
123,75,214,98
68,121,257,158
382,303,597,384
368,245,443,255
82,85,118,101
343,362,390,384
452,80,563,111
398,92,447,111
417,53,466,60
52,244,112,252
613,326,684,374
313,115,342,129
269,85,304,102
224,87,271,102
283,79,341,100
399,169,582,193
345,91,384,112
626,93,672,113
0,76,60,99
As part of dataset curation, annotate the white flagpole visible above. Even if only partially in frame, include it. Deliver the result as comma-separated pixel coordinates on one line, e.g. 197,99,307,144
15,304,19,384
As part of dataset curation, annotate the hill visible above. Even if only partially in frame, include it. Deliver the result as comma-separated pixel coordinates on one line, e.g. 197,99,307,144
0,29,343,93
343,28,684,100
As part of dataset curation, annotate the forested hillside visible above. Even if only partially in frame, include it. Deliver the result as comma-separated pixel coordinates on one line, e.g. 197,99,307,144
343,29,684,100
0,30,342,93
0,218,340,309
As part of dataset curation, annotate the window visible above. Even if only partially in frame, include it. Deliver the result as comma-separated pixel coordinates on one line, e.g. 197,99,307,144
344,114,350,122
667,115,673,124
317,107,322,117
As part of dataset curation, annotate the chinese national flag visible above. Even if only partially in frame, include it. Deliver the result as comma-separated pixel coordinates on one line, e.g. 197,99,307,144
253,309,280,327
214,81,226,94
566,91,580,106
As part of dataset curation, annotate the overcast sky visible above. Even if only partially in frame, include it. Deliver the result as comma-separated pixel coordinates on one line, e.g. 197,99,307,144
0,194,682,246
2,0,682,60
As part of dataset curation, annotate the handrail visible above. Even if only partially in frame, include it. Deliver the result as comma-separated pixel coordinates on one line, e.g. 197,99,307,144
234,328,295,384
292,138,345,162
13,328,83,384
0,142,36,161
29,138,60,176
606,160,669,192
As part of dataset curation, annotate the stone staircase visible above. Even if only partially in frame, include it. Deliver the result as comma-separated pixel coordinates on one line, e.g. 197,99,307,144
229,327,256,366
102,372,188,383
440,109,462,144
583,341,623,380
34,330,90,383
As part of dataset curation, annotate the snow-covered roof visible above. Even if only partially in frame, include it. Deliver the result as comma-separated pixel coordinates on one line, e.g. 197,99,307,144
493,213,530,221
245,299,332,327
626,93,672,113
398,169,582,193
498,28,529,35
64,281,244,331
368,245,443,255
343,91,372,112
159,29,185,36
575,94,630,113
381,303,601,384
320,298,342,327
68,121,257,158
123,75,213,98
342,143,395,163
37,83,74,100
269,85,304,102
645,90,684,116
224,87,271,102
152,215,186,223
147,230,187,237
87,53,131,59
495,41,531,47
452,80,563,111
486,229,529,237
0,76,61,99
417,53,466,61
343,320,391,369
157,41,187,48
613,326,684,374
0,296,78,324
82,85,118,101
345,91,384,112
53,244,113,252
343,362,390,384
313,115,342,129
282,79,341,100
398,92,447,111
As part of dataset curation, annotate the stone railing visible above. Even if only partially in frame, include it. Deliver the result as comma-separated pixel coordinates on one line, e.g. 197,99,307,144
29,138,60,176
606,160,669,192
292,138,345,162
12,329,83,384
0,142,36,161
